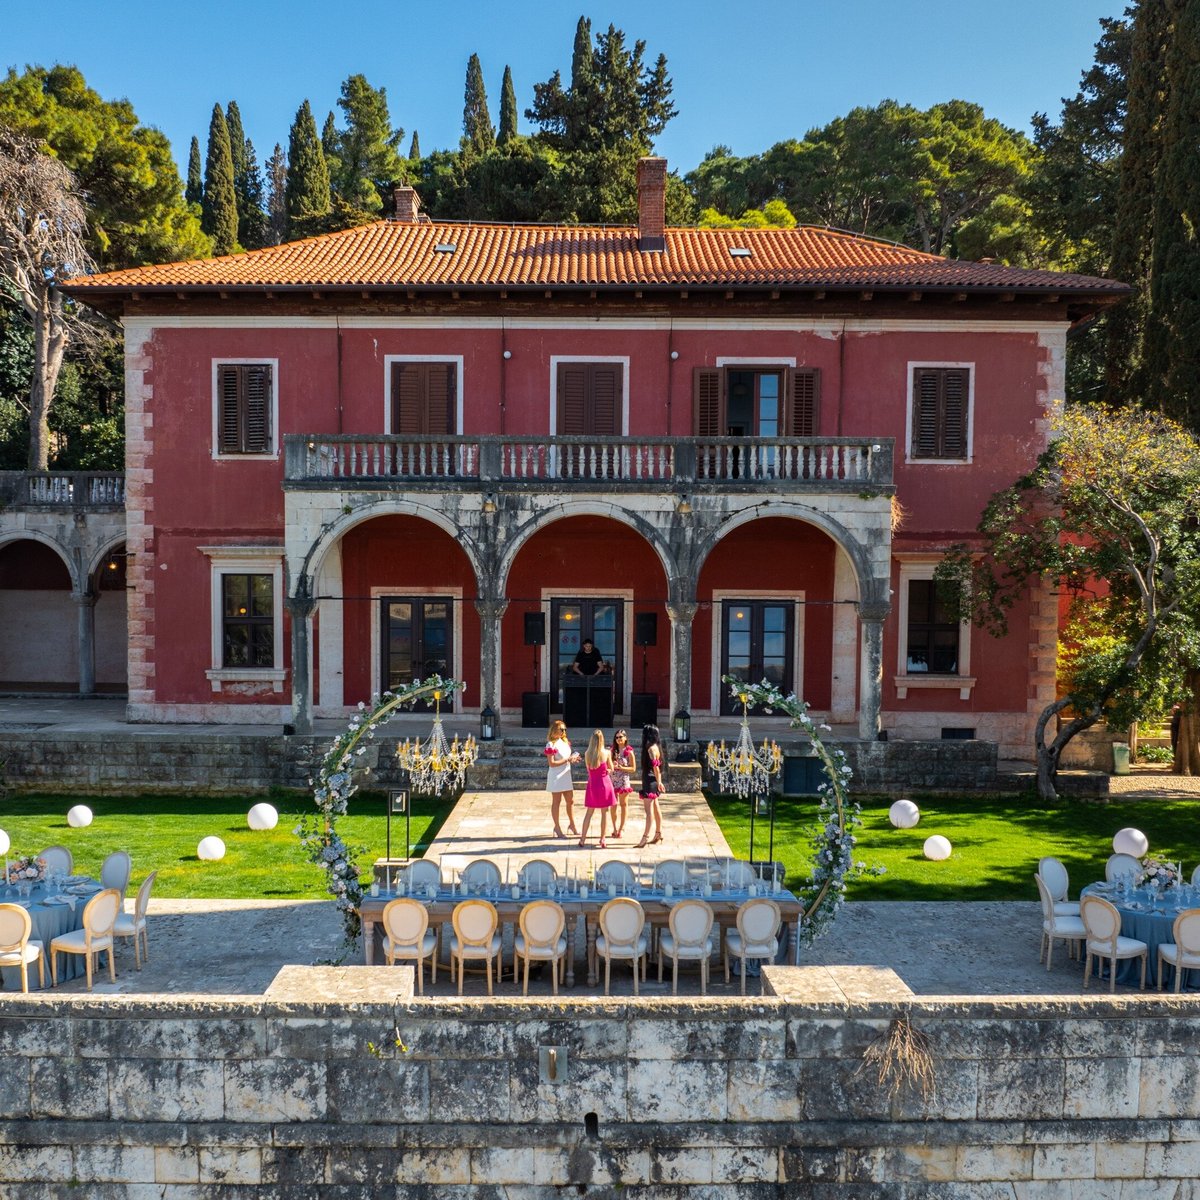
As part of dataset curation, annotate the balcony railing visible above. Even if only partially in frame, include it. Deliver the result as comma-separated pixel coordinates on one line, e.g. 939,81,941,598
284,435,893,490
0,471,126,510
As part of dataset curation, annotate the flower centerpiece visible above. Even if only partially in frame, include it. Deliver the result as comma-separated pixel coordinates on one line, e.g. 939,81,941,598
1136,857,1181,889
6,855,47,885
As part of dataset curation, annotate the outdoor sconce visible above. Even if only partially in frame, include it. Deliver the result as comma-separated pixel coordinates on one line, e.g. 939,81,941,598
670,350,679,360
480,705,497,741
503,350,512,360
481,494,497,514
676,495,693,516
673,709,691,743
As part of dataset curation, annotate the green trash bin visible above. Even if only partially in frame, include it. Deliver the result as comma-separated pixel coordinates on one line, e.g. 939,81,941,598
1112,742,1131,775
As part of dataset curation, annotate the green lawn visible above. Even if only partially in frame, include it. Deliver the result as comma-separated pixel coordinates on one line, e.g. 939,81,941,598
708,791,1200,901
0,790,455,899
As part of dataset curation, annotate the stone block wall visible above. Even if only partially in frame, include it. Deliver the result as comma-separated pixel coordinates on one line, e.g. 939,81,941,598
1,964,1198,1196
841,738,998,793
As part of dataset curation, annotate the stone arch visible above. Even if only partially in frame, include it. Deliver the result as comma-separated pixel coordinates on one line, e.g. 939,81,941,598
0,530,79,592
85,536,128,589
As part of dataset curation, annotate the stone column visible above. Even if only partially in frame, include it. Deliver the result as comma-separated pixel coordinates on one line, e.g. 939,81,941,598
666,600,698,721
287,584,317,734
474,598,509,720
857,602,889,741
73,590,98,697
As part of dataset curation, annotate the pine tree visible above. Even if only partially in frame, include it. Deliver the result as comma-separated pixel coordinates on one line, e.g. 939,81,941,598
285,100,331,237
463,53,495,156
498,66,518,146
201,103,238,255
408,130,421,160
333,75,403,214
185,136,203,206
266,142,287,245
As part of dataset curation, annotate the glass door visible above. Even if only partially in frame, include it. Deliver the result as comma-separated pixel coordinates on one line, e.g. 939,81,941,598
720,600,794,715
380,597,452,711
550,598,623,713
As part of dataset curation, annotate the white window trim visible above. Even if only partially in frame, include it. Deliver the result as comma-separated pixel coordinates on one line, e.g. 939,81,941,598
370,587,464,712
714,357,797,367
709,590,805,715
199,546,285,690
382,355,465,434
539,588,635,707
548,356,630,435
904,361,974,465
894,558,974,700
211,358,280,460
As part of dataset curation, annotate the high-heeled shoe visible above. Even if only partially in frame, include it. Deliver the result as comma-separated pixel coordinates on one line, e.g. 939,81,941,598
577,839,586,848
635,839,648,849
599,839,607,849
650,833,663,844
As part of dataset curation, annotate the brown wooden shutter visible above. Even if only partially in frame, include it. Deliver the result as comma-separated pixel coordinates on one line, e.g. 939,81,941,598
941,368,968,457
242,364,272,453
590,364,620,436
392,363,455,434
218,365,242,453
557,363,588,434
693,368,723,436
788,368,820,437
911,367,969,458
426,363,455,434
912,368,942,457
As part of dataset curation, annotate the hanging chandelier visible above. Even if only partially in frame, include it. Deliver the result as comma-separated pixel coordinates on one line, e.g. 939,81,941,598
396,691,478,794
706,691,782,798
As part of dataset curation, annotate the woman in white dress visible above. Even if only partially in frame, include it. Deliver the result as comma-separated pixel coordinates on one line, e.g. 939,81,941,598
545,719,580,839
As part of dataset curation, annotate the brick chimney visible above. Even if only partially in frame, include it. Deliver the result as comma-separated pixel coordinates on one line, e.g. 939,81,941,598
392,185,421,223
637,157,667,252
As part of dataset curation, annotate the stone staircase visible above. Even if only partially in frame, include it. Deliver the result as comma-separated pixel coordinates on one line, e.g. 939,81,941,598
494,738,554,789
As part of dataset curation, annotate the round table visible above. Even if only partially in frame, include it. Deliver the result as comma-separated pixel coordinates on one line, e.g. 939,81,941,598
0,878,99,991
1081,882,1200,989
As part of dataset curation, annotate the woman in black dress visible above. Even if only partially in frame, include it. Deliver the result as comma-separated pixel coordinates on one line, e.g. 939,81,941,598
635,723,665,848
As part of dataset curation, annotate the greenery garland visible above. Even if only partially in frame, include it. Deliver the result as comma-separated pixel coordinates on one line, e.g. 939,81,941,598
298,675,464,950
721,676,882,946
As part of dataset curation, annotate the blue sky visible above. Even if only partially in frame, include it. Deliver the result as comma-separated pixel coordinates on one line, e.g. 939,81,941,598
4,1,1121,176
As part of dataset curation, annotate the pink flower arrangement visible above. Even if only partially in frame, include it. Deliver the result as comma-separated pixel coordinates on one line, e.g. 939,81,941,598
1136,857,1181,888
6,856,47,885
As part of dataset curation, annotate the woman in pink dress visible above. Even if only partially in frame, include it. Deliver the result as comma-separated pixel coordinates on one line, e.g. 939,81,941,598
578,729,617,849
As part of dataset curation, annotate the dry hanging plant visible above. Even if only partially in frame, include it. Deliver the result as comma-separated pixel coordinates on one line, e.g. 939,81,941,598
857,1012,935,1104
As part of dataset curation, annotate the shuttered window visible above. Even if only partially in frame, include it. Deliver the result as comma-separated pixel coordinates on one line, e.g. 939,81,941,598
217,364,273,455
911,367,969,459
692,367,821,436
556,363,621,435
391,362,457,434
788,368,820,436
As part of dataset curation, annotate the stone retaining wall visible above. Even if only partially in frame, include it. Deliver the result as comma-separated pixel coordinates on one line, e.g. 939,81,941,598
0,964,1195,1197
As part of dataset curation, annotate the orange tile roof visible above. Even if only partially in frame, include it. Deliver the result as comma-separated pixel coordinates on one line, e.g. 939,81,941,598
64,219,1127,296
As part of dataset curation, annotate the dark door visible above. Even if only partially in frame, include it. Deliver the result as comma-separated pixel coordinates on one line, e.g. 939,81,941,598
550,597,623,714
380,597,452,711
720,600,794,715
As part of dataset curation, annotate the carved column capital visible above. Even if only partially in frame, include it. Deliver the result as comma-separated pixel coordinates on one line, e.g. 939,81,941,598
666,602,699,626
857,601,891,624
474,598,510,623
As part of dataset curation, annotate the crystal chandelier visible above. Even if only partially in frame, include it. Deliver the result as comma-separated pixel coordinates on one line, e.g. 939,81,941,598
396,691,478,794
706,692,782,798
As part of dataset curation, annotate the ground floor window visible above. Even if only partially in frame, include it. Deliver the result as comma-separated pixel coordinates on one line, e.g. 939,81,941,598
222,574,274,668
379,596,452,711
905,579,959,674
720,599,794,715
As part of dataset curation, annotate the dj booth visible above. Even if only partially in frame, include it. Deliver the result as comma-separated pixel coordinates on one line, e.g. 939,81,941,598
562,675,614,727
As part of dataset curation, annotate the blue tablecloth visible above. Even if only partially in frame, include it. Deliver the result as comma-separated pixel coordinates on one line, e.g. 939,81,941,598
1,879,98,991
1081,883,1199,989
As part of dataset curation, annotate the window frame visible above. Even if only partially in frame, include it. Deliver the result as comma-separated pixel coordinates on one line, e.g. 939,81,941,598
904,362,974,464
382,355,464,434
200,546,285,691
893,558,974,700
211,359,279,460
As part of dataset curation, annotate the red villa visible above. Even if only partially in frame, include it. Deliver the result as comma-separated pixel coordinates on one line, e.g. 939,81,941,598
61,158,1126,761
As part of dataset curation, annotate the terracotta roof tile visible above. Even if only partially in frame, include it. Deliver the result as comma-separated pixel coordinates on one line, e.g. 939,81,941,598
64,220,1127,295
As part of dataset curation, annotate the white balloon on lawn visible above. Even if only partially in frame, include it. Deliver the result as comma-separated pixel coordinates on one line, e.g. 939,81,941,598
923,835,952,861
0,829,9,856
197,836,226,861
246,803,279,831
888,799,920,829
67,805,93,829
1112,827,1149,858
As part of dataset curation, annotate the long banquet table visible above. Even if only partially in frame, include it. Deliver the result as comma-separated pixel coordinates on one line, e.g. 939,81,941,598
358,885,805,988
1080,882,1199,989
0,877,100,991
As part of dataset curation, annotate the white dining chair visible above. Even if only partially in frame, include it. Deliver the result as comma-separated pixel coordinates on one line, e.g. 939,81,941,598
653,860,688,889
1081,893,1148,992
718,860,759,890
1157,907,1200,993
1034,874,1085,970
113,871,156,969
50,888,121,991
515,901,568,995
0,903,46,993
596,898,648,995
100,851,133,904
724,897,782,994
403,860,441,891
460,859,502,892
39,845,73,877
595,861,636,892
381,898,437,994
658,898,715,995
1105,853,1140,883
517,859,558,893
1191,864,1200,888
1036,856,1080,915
448,899,501,995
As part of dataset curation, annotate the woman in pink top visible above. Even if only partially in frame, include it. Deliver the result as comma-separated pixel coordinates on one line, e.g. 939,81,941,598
578,729,617,849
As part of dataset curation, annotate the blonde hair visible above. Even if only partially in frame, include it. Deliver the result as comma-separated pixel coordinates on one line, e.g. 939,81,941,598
547,720,567,740
584,729,606,769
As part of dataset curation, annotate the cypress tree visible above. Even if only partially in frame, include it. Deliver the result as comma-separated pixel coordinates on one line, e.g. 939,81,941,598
201,103,238,255
225,102,248,191
266,142,288,245
238,138,269,250
185,136,202,206
285,100,331,237
463,53,496,156
408,130,421,160
498,66,518,146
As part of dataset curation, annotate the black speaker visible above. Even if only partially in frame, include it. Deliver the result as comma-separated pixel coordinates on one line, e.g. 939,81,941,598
634,612,657,647
630,692,658,727
522,691,550,728
524,612,546,646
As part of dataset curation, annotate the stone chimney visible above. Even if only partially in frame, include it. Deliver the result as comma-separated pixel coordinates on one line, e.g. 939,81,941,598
392,185,421,223
637,157,667,252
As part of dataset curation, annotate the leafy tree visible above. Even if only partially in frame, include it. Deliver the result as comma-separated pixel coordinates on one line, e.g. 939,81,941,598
201,103,238,255
937,406,1200,799
185,135,203,207
285,100,331,238
329,74,403,216
463,53,495,156
698,199,796,228
265,142,287,245
0,64,209,269
498,66,518,146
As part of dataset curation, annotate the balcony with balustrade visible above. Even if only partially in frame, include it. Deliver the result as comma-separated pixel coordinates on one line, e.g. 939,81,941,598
0,471,126,512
